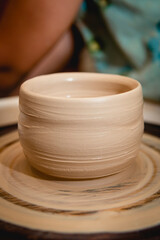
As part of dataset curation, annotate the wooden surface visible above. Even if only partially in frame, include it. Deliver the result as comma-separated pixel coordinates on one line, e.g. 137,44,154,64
0,123,160,239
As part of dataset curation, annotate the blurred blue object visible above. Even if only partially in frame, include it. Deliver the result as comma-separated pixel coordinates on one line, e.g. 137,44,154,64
77,0,160,101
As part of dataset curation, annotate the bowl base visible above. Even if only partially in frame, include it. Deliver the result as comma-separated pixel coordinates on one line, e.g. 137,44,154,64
0,131,160,233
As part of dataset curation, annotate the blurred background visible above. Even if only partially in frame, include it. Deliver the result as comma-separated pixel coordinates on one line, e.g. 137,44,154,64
0,0,160,132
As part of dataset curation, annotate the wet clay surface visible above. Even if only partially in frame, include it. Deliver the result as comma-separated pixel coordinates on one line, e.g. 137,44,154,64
19,73,143,179
0,131,160,234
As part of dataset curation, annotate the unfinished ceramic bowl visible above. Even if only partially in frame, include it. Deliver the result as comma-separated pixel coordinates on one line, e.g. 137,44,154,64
18,73,144,179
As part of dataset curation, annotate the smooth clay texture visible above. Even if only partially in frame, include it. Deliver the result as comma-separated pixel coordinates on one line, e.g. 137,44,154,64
18,73,144,179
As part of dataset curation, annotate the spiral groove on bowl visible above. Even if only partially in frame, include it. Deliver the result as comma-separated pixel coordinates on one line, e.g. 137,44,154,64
18,73,144,179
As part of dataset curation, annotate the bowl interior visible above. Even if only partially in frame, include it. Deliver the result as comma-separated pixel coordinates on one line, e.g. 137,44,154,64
24,73,139,99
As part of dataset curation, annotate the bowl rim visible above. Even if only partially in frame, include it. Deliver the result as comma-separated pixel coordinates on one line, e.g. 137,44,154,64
20,72,141,102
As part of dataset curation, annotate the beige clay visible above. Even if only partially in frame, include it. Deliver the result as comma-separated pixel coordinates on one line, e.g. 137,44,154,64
0,73,159,233
18,73,143,179
0,131,160,233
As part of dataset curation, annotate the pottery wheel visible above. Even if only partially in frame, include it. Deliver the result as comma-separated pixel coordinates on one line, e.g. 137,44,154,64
0,131,160,234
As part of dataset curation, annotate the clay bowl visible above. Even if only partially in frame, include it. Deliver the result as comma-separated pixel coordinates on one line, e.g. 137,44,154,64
18,72,144,179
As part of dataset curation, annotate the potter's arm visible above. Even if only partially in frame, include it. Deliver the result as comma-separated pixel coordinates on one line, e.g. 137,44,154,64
0,0,82,96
